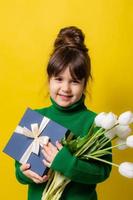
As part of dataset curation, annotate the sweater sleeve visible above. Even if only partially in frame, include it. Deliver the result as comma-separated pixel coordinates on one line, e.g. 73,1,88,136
15,161,34,184
51,146,112,185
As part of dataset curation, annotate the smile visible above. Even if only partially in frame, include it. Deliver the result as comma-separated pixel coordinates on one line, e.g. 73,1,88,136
58,94,73,100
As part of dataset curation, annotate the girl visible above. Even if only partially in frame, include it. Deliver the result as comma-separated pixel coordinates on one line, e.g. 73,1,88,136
15,26,112,200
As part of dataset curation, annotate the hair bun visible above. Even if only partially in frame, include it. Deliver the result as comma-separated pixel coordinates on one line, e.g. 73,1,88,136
54,26,88,52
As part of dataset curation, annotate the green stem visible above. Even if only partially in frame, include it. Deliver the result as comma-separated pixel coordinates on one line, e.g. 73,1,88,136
98,136,109,147
75,128,104,156
84,155,119,167
42,172,58,199
51,179,70,200
75,138,96,156
90,142,126,157
42,172,70,200
43,170,54,193
98,136,118,150
87,123,95,136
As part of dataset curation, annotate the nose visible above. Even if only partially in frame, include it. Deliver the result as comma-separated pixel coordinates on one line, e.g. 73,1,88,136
62,82,71,93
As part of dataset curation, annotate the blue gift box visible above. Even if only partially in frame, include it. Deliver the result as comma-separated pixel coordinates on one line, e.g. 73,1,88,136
3,108,69,176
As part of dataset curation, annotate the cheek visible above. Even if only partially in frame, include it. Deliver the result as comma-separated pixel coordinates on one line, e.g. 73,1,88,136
49,82,58,95
74,86,84,96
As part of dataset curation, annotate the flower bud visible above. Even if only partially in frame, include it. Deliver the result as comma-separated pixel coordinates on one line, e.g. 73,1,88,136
116,138,127,150
126,135,133,148
119,162,133,178
115,125,131,139
118,111,133,125
104,128,116,139
94,112,107,127
101,112,117,129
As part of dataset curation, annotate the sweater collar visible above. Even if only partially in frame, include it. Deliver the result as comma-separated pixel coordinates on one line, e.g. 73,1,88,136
50,95,86,113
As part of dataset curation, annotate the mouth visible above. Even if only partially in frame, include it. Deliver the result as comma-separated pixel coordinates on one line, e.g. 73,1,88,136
58,94,73,100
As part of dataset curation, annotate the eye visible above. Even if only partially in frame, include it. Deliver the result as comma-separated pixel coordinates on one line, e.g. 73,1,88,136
54,77,62,82
72,79,80,84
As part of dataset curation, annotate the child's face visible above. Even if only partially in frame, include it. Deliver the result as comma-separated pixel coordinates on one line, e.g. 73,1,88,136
49,67,85,107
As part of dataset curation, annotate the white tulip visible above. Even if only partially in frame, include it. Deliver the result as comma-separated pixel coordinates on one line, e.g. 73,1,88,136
119,162,133,178
115,125,131,139
94,112,107,127
118,111,133,125
116,138,127,150
126,135,133,148
101,112,117,129
104,128,116,139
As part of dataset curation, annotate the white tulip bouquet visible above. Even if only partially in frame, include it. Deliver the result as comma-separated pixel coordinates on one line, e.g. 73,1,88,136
41,111,133,200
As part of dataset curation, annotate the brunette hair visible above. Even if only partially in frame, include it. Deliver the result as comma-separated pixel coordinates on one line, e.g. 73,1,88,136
47,26,92,87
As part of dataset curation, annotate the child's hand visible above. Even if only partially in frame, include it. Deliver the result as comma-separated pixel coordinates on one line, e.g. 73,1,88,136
20,163,49,184
42,141,63,168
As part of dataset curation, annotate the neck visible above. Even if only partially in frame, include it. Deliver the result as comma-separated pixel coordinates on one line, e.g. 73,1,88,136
50,95,86,113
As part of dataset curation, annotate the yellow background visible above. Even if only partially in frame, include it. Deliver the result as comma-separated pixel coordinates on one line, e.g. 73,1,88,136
0,0,133,199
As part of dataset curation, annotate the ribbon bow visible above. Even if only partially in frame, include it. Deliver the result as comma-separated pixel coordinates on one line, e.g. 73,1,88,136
15,116,50,164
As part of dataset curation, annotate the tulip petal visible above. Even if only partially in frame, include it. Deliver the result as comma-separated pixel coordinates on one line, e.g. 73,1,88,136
126,135,133,148
118,111,133,125
119,162,133,178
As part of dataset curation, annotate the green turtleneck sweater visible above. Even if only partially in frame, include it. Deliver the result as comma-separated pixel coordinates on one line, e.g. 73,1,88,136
15,97,112,200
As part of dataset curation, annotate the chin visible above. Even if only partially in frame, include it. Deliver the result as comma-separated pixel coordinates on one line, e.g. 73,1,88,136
58,101,72,107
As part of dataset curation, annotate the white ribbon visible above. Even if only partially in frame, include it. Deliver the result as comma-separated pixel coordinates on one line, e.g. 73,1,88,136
15,116,50,164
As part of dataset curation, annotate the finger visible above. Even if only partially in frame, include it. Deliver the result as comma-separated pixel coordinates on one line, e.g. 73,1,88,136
43,159,51,168
42,149,51,162
48,142,59,155
20,163,30,171
24,169,45,182
56,141,63,150
48,142,58,152
30,172,44,182
43,143,58,156
32,178,44,184
42,175,49,182
33,175,48,184
43,145,51,155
